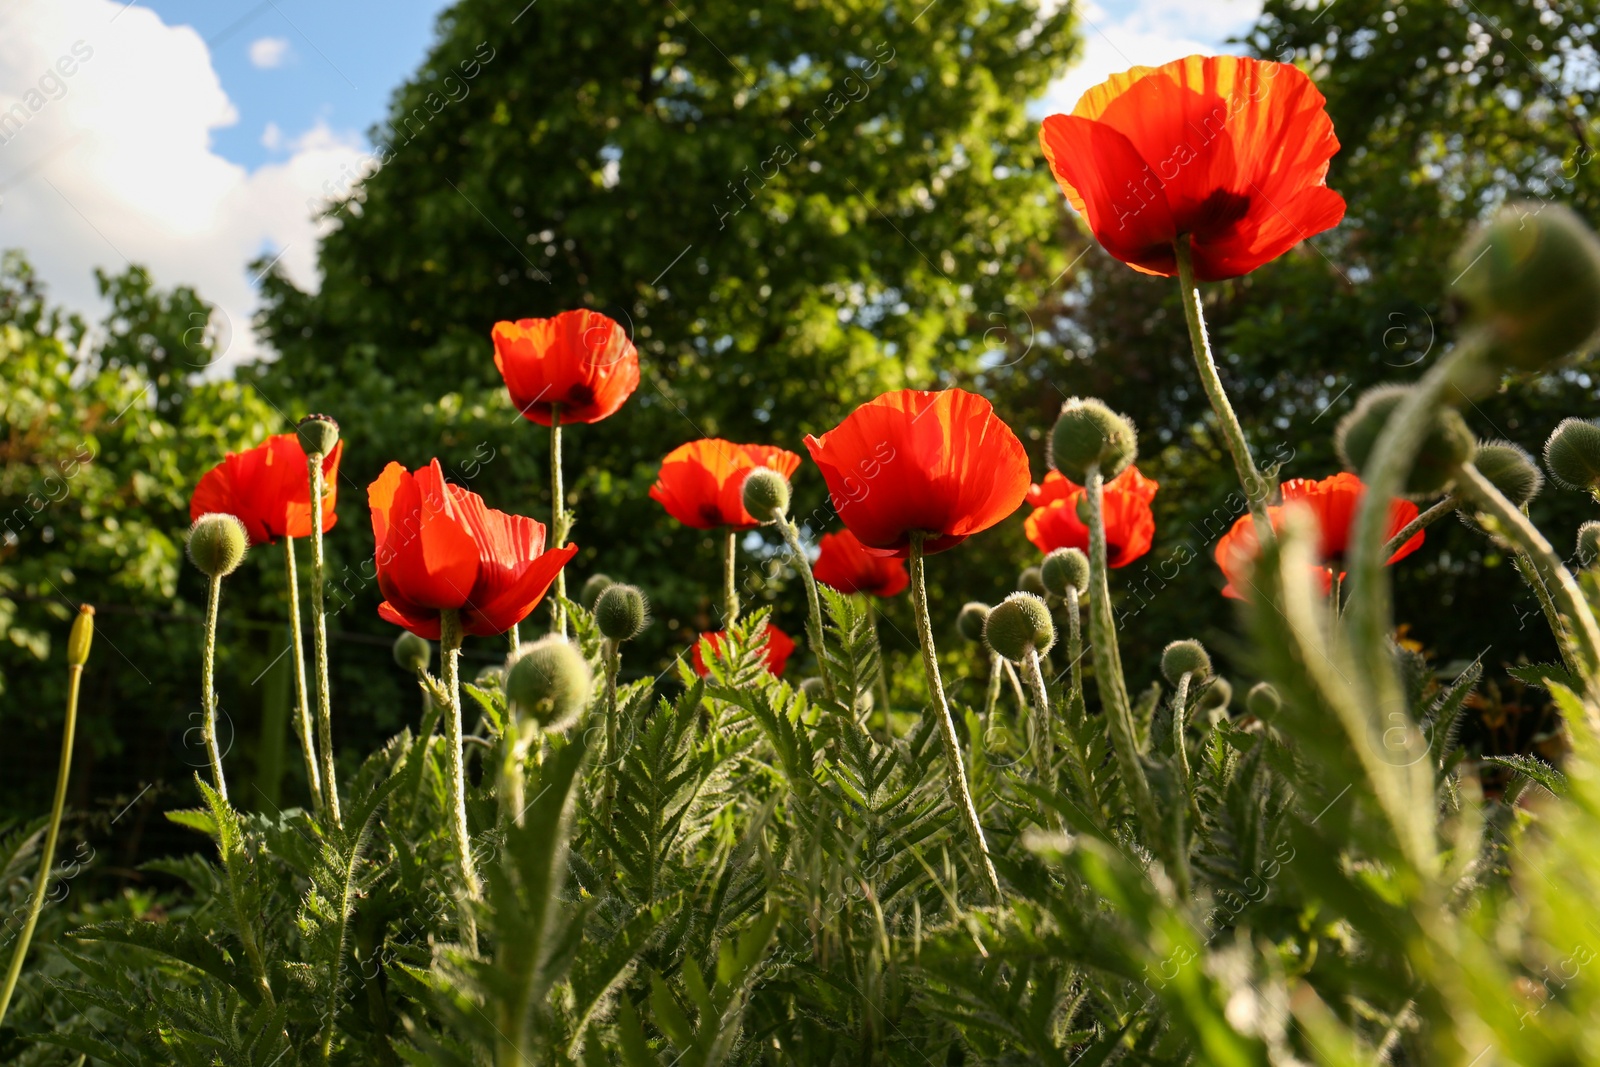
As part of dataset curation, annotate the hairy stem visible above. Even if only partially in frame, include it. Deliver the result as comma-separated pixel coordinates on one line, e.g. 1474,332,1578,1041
982,653,1004,722
1171,673,1193,788
202,575,229,802
779,517,834,701
439,609,480,947
722,528,740,626
909,534,1001,902
1064,587,1085,720
602,637,620,837
308,453,342,828
550,406,567,636
1383,494,1457,558
1023,650,1053,784
283,538,323,814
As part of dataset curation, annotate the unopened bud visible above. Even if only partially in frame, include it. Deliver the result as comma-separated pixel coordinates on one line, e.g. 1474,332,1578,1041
596,583,649,642
1041,547,1090,597
983,592,1055,661
800,677,827,702
956,602,990,644
67,604,94,668
741,467,791,523
1472,441,1543,508
1018,566,1047,598
1246,681,1280,719
505,636,592,730
393,631,432,674
580,573,615,611
1544,418,1600,492
1160,639,1211,686
1335,384,1474,496
475,665,505,690
296,414,341,457
1050,398,1137,483
1579,521,1600,568
187,513,249,578
1198,676,1232,714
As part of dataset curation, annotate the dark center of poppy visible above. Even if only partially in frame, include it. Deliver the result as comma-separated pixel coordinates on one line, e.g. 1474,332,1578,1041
564,383,596,408
1188,188,1253,242
700,504,725,526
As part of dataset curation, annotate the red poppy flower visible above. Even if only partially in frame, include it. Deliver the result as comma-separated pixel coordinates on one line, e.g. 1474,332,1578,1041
1023,467,1159,568
492,309,640,426
190,433,342,546
368,459,578,638
1213,473,1423,599
803,389,1029,558
692,623,795,678
812,529,910,597
1039,54,1346,281
650,439,802,530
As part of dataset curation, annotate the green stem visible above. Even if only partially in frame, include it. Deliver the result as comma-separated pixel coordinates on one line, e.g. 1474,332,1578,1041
439,609,480,947
1175,237,1273,536
284,538,323,814
202,575,229,802
1383,495,1457,559
908,534,1001,901
1513,554,1579,675
308,453,342,829
1171,673,1193,788
1023,650,1053,784
550,406,567,636
722,528,740,626
602,638,620,837
507,621,520,655
0,663,83,1026
982,653,1003,722
1064,587,1084,722
779,517,834,701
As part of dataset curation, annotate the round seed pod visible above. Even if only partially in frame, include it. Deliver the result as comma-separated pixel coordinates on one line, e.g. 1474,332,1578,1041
1197,676,1233,714
596,583,649,642
296,413,341,457
956,602,991,644
393,631,432,674
580,573,615,611
1160,640,1212,686
1018,566,1048,598
1472,440,1543,508
1451,202,1600,371
505,636,592,730
1578,521,1600,568
741,467,791,523
187,513,249,578
1041,548,1090,598
1544,418,1600,492
1245,681,1281,719
1335,385,1475,495
983,593,1056,661
1050,398,1137,483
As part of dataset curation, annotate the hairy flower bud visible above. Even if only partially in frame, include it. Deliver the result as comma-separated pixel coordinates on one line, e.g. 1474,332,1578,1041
1544,418,1600,492
475,665,506,690
1335,385,1475,495
956,602,990,644
1041,547,1090,598
1452,202,1600,372
1246,681,1280,719
595,583,649,642
1198,676,1232,714
1018,566,1047,598
1160,639,1212,685
393,631,432,674
1578,521,1600,568
295,413,341,457
800,677,827,702
983,593,1055,661
1471,441,1543,508
67,604,95,668
1050,397,1137,483
580,573,615,611
187,513,249,578
741,467,791,523
505,636,592,730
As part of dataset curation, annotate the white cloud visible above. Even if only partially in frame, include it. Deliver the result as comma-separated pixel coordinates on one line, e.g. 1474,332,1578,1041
247,35,290,70
261,120,283,150
0,2,366,369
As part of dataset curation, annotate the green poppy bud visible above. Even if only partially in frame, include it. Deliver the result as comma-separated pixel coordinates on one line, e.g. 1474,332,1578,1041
983,592,1055,661
393,631,432,674
296,413,341,457
187,513,249,578
596,583,649,642
505,636,592,730
1544,418,1600,492
1451,202,1600,372
1041,547,1090,598
800,677,827,702
1018,565,1047,598
1160,639,1212,685
580,573,615,611
956,602,990,644
1470,441,1543,508
1578,521,1600,568
1198,676,1232,714
1335,384,1475,496
1245,681,1280,719
741,467,791,523
475,665,505,690
1050,397,1137,483
67,604,95,668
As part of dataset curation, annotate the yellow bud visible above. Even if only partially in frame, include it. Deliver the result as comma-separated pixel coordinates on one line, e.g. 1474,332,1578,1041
67,604,95,667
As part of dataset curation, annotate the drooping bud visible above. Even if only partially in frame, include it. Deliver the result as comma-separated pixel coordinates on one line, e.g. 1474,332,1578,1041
505,636,592,730
1578,521,1600,568
1451,202,1600,372
393,631,432,674
1160,639,1212,685
956,602,990,644
1471,441,1543,508
800,677,827,702
741,467,791,523
67,604,95,668
983,593,1055,661
1544,418,1600,492
1050,398,1137,483
1335,385,1475,495
580,573,615,611
595,583,649,642
1245,681,1280,719
295,414,341,457
1040,547,1090,598
1197,676,1232,714
1018,566,1048,598
187,513,249,578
